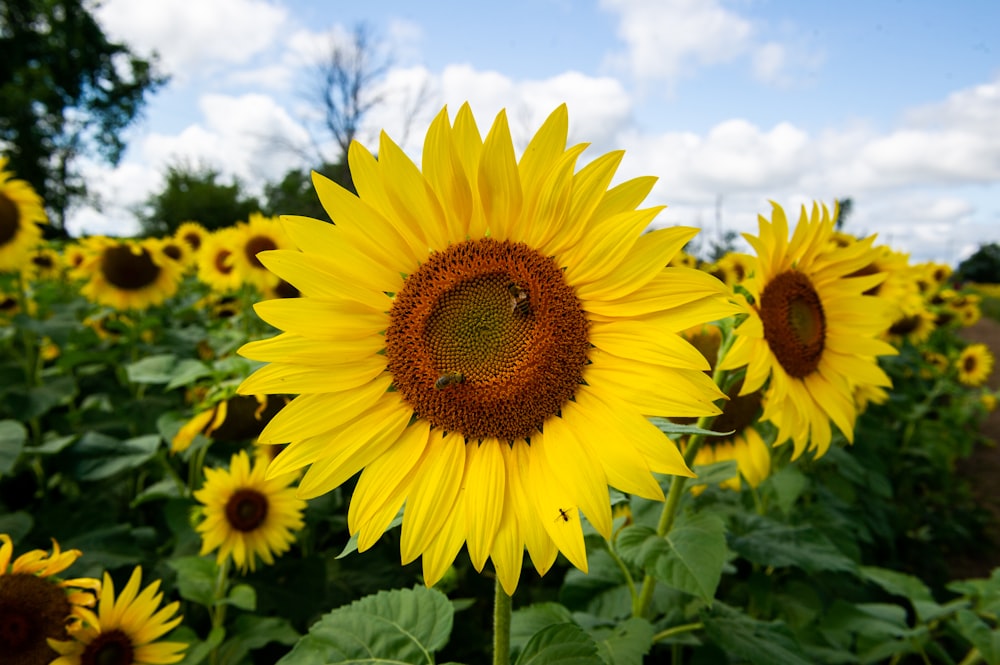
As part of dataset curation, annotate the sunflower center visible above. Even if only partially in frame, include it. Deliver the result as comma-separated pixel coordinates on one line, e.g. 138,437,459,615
163,243,183,261
100,245,161,291
0,192,19,246
0,572,72,664
889,314,919,336
225,489,269,532
32,254,54,270
710,378,762,446
182,231,202,250
964,355,977,373
759,270,826,378
385,238,590,441
81,629,135,665
214,250,234,275
245,235,277,269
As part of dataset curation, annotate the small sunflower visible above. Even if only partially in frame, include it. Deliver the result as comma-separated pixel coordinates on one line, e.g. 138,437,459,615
956,343,994,387
79,237,183,310
194,450,306,572
22,245,62,282
237,103,736,593
714,252,753,286
174,220,208,253
719,202,897,459
230,213,294,292
61,241,93,281
0,157,47,272
48,566,185,665
172,394,290,453
196,227,243,293
689,380,769,492
155,237,192,271
0,533,100,665
886,297,937,347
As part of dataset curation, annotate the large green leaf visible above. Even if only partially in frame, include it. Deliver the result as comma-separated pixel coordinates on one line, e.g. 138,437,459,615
511,603,574,654
514,623,604,665
69,432,160,481
616,511,727,602
954,609,1000,665
0,419,27,475
168,556,218,607
702,606,812,665
277,586,453,665
728,516,856,573
125,353,178,384
592,617,655,665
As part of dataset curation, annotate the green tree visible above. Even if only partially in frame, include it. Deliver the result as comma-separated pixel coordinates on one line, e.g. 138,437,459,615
834,197,853,229
0,0,166,236
956,242,1000,284
262,163,352,222
138,164,260,237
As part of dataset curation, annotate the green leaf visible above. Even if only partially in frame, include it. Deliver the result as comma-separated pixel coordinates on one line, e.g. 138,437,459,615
0,419,27,475
125,354,178,384
215,615,300,665
0,511,33,540
70,432,160,481
560,549,633,618
24,376,77,419
168,556,218,607
592,617,655,665
702,606,812,665
689,460,739,488
954,609,1000,665
860,566,947,623
512,603,574,654
616,512,727,603
648,417,735,439
766,465,809,515
337,512,402,558
32,433,77,455
166,358,213,390
728,516,856,574
514,623,604,665
224,584,257,611
277,586,453,665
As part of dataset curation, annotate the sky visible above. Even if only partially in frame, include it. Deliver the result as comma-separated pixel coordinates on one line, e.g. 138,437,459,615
68,0,1000,265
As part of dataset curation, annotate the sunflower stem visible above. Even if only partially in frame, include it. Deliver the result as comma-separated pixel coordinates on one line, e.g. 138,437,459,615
492,577,512,665
209,557,231,665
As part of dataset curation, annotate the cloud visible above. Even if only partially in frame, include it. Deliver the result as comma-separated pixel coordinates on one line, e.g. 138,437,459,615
96,0,288,78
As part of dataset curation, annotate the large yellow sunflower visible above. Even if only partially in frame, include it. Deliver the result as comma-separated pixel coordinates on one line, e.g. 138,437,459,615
0,157,48,272
956,343,994,387
0,533,100,665
48,566,185,665
79,237,184,310
194,450,306,572
719,202,897,459
236,103,736,594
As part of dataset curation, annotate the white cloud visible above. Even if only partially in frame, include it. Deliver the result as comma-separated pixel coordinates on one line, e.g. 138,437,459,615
96,0,288,78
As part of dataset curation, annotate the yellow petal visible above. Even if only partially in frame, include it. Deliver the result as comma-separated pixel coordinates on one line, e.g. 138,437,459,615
478,110,522,240
464,439,505,572
237,356,386,395
400,431,466,564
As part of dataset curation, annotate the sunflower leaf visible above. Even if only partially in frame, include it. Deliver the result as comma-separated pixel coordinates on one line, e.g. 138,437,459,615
702,604,813,665
648,417,735,439
0,419,27,475
591,617,656,665
125,353,178,384
276,585,453,665
513,623,604,665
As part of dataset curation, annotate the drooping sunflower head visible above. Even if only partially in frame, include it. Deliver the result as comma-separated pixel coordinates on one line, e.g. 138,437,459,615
79,237,184,311
193,450,306,572
719,201,897,459
48,566,185,665
0,157,47,273
956,343,995,388
0,534,100,665
236,103,738,593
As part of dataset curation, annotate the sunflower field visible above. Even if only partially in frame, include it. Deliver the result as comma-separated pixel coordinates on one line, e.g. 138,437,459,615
2,106,1000,665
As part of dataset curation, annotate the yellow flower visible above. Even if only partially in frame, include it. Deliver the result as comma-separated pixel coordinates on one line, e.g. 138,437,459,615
196,227,243,293
886,298,937,346
171,394,290,453
48,567,185,665
236,103,736,594
229,213,294,291
956,343,994,387
0,534,100,665
79,237,183,310
174,220,208,253
194,450,306,572
691,426,771,492
0,156,47,272
22,245,62,282
719,202,897,459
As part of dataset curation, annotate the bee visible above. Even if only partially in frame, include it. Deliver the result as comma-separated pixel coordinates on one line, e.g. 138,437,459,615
434,372,465,390
507,282,531,317
555,507,571,523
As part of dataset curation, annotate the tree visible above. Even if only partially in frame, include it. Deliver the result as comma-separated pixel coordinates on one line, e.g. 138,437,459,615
0,0,166,236
138,164,260,237
956,243,1000,284
262,166,337,222
834,197,854,229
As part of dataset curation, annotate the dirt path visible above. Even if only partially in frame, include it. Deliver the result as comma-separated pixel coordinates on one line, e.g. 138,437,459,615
950,317,1000,578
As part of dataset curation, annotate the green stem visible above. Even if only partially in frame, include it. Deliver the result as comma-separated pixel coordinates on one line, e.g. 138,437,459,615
653,621,704,643
958,647,982,665
493,577,512,665
157,449,187,497
606,541,638,603
209,558,231,665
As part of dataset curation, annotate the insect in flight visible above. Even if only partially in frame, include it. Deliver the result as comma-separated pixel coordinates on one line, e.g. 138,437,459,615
434,372,465,390
507,282,531,317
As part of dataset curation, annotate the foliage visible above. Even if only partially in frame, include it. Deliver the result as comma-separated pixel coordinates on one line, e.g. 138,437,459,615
0,0,166,233
137,163,262,236
957,243,1000,284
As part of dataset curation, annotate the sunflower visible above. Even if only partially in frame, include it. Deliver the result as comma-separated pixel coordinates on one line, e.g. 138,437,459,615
155,237,192,271
689,380,769,492
956,343,994,387
714,252,753,286
79,237,184,310
236,103,736,594
61,241,93,281
194,450,306,572
719,202,897,459
174,220,208,253
196,227,243,293
0,157,47,272
229,213,294,292
22,245,62,282
48,566,185,665
886,296,937,346
172,394,290,453
0,533,100,665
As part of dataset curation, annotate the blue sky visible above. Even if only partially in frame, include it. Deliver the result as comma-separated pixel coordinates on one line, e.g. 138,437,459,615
75,0,1000,265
